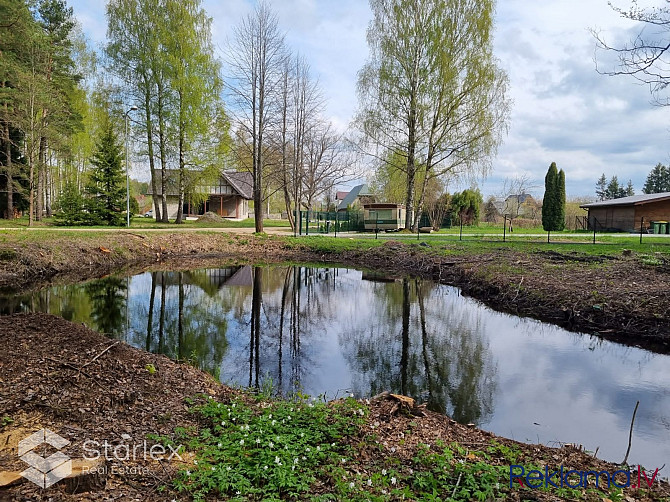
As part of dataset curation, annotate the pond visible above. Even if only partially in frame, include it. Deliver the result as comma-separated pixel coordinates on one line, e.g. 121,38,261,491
2,264,669,469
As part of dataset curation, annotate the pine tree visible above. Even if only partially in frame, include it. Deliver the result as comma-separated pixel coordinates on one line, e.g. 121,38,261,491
606,175,624,199
542,162,558,231
54,180,85,225
625,179,635,197
643,164,670,194
86,121,126,226
595,173,607,201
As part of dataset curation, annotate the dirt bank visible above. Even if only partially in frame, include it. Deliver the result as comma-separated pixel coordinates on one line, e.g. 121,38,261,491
1,313,669,501
0,231,668,352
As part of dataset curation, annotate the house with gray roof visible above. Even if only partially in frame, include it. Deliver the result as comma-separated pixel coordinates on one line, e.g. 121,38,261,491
337,184,376,211
149,170,253,219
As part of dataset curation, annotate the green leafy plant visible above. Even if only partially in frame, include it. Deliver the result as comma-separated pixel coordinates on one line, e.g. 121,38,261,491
163,395,367,501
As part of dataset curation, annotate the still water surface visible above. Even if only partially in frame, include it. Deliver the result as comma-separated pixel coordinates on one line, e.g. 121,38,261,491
2,265,669,469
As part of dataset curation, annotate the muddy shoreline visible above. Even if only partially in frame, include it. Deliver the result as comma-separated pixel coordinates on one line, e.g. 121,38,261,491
0,231,668,353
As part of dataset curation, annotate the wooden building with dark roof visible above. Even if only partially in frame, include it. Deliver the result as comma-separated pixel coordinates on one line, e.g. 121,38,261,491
580,192,670,232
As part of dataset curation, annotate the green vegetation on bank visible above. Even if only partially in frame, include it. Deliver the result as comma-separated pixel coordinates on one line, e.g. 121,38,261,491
154,393,645,502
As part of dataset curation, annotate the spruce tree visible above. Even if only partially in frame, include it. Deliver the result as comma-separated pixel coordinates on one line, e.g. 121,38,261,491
595,173,607,200
643,164,670,194
542,162,558,232
86,121,126,226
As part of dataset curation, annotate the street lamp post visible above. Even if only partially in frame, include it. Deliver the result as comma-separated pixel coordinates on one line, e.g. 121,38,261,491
125,106,138,227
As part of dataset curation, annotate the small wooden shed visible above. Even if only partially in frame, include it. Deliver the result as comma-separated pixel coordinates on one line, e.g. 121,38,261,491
580,192,670,232
363,203,406,231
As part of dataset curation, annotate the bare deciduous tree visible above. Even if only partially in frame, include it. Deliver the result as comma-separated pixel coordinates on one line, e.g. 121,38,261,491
228,2,286,233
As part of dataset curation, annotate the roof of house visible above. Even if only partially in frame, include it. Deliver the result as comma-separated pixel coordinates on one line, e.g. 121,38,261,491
580,192,670,208
336,191,349,201
148,170,253,199
222,171,253,200
337,184,374,210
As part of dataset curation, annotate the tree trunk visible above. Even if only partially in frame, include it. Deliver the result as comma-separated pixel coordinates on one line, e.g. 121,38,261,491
157,80,169,223
175,94,185,225
3,118,12,219
36,136,46,221
143,91,162,222
45,153,52,217
405,93,417,230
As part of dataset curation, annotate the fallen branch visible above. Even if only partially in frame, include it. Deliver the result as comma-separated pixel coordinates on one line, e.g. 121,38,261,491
79,341,120,372
622,400,640,465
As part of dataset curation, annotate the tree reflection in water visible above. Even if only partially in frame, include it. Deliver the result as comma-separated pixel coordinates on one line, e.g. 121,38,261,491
1,266,496,424
341,276,497,425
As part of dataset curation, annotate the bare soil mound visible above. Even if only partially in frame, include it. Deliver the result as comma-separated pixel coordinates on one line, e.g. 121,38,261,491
196,211,224,223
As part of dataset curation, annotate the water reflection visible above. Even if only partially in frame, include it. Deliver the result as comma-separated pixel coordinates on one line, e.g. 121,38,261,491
3,265,670,468
341,277,495,423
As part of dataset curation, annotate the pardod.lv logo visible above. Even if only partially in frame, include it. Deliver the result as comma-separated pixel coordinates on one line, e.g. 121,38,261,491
18,429,72,488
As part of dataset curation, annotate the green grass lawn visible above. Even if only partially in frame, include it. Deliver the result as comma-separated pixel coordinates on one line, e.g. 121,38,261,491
0,216,292,229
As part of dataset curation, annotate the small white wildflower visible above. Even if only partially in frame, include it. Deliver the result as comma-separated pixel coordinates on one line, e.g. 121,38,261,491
294,458,299,464
269,441,274,448
217,403,221,408
232,417,236,421
306,447,311,452
341,458,346,464
272,420,276,426
239,439,244,445
221,421,226,426
282,419,285,424
300,433,304,438
391,477,397,485
240,425,245,431
211,467,215,471
349,482,355,489
226,466,231,471
232,403,236,408
382,469,387,475
390,447,396,453
194,460,198,465
269,414,272,419
256,438,261,444
349,393,354,398
308,403,314,408
236,491,240,495
274,456,281,464
316,446,320,451
382,489,387,494
264,465,268,470
331,442,336,447
292,465,295,471
186,470,191,476
367,479,372,487
302,456,307,461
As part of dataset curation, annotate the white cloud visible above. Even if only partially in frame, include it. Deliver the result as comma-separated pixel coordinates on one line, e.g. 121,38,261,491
69,0,670,196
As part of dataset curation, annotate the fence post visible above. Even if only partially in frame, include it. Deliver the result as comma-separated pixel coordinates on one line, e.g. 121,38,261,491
334,211,338,238
593,217,596,245
503,215,507,243
640,216,644,245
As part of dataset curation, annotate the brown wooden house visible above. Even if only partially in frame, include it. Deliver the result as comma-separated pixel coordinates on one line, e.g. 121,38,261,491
580,192,670,232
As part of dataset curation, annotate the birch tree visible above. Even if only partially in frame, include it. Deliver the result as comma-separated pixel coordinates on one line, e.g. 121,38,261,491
357,0,510,229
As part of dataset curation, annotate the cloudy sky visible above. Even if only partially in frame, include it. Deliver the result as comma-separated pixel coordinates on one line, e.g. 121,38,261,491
69,0,669,199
